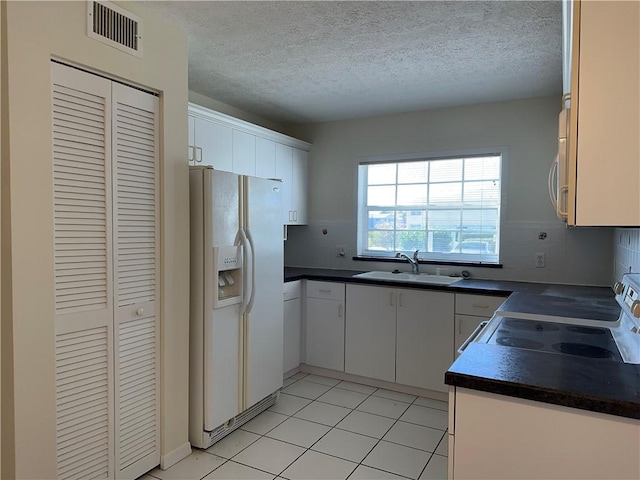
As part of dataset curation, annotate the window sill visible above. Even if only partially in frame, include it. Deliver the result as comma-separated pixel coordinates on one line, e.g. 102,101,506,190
353,256,503,269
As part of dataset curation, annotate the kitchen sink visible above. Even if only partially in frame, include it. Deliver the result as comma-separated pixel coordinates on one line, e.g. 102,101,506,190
353,271,462,286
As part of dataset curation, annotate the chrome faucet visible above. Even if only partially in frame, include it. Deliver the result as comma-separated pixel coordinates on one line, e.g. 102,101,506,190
395,250,420,274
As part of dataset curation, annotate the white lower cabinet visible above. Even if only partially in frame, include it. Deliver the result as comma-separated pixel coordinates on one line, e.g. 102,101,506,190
454,315,486,357
454,294,506,358
345,284,454,392
283,281,302,373
304,281,345,371
396,290,454,392
344,285,396,382
449,387,640,479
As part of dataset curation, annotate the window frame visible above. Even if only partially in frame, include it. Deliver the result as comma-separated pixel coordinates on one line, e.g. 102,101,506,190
356,148,506,266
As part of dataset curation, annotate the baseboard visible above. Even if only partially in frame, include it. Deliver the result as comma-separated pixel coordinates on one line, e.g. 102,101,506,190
284,366,301,379
160,441,192,470
299,364,448,402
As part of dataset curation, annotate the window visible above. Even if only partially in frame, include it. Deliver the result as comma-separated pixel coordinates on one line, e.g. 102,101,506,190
357,153,502,264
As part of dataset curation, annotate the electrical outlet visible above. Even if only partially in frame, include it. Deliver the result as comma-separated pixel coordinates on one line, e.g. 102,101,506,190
335,245,346,257
535,252,546,268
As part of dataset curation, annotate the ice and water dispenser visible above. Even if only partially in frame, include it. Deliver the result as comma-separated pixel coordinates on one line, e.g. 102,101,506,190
213,245,242,308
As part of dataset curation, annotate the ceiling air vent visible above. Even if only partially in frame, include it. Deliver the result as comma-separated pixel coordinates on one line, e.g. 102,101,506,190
87,0,143,58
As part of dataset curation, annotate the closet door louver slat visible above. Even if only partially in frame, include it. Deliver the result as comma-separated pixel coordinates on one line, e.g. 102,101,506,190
55,327,110,480
53,75,111,318
112,82,160,477
52,63,115,480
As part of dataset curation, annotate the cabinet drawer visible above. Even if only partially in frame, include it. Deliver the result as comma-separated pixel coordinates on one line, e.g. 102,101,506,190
306,281,345,301
455,294,506,316
283,280,301,301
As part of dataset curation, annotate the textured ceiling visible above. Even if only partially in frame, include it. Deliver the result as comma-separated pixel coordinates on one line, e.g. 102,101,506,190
136,1,562,124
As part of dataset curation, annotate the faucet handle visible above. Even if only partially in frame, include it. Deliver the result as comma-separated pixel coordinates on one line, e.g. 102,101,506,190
412,250,419,261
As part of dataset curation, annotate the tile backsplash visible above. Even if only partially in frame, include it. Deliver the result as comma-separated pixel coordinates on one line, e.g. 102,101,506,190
613,228,640,281
285,221,615,286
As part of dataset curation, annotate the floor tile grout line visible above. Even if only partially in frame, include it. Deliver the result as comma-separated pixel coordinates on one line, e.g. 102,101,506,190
416,431,448,479
356,399,421,479
157,373,447,480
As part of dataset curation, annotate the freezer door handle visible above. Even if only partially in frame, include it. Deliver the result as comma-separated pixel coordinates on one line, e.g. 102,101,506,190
245,227,257,314
238,228,251,315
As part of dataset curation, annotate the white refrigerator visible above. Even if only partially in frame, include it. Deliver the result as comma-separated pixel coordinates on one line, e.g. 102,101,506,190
189,166,284,449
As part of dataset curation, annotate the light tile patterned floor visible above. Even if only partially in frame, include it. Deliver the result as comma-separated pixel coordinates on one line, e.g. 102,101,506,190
146,373,448,480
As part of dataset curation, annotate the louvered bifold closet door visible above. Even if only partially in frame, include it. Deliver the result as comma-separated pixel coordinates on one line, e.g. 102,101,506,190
52,63,115,480
112,82,160,479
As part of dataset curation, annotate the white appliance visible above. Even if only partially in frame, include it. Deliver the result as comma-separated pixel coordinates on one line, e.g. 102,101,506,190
548,94,570,222
460,273,640,365
549,0,574,222
189,166,284,449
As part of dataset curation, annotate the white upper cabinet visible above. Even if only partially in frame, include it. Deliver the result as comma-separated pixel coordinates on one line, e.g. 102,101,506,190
566,0,640,226
292,148,308,225
255,137,276,179
188,114,195,164
275,143,294,224
275,144,308,225
187,104,310,226
232,129,256,176
189,115,233,171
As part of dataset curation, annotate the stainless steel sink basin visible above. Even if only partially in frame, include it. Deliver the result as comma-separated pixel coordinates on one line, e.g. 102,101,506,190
353,271,462,286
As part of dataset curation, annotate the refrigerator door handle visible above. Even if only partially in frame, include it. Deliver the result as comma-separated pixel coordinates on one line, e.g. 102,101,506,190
238,228,252,315
245,227,257,314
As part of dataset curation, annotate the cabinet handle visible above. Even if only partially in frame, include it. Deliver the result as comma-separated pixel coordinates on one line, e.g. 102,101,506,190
398,292,403,307
338,304,343,318
136,308,145,317
293,210,298,222
458,318,462,334
390,292,395,306
319,289,331,293
472,304,489,309
288,210,293,222
195,146,203,163
188,145,194,161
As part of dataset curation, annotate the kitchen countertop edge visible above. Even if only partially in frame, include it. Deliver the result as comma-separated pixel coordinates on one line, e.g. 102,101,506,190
444,369,639,419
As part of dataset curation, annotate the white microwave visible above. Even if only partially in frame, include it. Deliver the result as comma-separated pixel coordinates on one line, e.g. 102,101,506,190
548,93,570,222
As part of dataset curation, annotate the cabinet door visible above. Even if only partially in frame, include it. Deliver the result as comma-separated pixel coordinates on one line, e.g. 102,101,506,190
292,148,308,224
452,388,640,479
305,298,345,371
396,289,454,392
454,314,488,359
232,130,256,176
345,285,396,382
195,117,232,171
255,137,276,179
284,297,302,373
572,1,640,225
275,143,293,224
188,114,196,164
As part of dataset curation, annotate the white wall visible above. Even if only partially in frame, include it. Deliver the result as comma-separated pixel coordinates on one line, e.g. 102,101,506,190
285,96,614,285
1,2,189,477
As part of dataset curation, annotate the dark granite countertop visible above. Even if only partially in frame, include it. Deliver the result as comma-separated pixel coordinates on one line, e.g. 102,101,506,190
284,266,615,300
284,266,638,419
445,343,640,419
